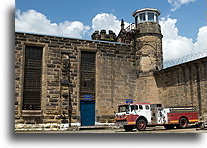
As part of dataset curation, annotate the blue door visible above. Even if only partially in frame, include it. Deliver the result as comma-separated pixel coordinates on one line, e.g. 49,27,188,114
80,100,95,126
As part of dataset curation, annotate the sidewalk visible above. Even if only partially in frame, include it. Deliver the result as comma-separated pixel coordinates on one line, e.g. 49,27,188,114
15,123,118,132
78,125,117,130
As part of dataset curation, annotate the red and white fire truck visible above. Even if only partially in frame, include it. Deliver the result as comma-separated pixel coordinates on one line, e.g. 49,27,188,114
115,103,198,131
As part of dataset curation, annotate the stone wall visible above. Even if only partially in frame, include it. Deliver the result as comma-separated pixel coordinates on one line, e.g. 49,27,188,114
15,32,136,124
96,42,137,122
15,32,207,126
116,21,163,105
135,22,163,104
135,35,162,104
155,57,207,116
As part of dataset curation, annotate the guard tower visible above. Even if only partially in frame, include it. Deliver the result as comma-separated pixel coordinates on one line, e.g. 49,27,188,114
117,8,163,72
130,8,163,104
132,8,163,73
133,8,160,26
133,8,163,104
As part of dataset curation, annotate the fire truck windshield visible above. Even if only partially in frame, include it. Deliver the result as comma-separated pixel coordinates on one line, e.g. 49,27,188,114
118,105,130,112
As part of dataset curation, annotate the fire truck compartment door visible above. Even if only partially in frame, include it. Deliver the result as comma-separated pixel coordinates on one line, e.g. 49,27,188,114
138,105,151,123
156,108,169,124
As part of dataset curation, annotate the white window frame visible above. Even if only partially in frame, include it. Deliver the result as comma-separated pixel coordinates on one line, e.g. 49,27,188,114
147,12,154,22
136,11,158,23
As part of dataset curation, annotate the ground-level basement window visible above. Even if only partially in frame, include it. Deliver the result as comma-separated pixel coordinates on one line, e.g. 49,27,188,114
22,46,43,110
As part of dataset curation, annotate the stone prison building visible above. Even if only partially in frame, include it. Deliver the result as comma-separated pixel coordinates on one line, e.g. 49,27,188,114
15,8,207,128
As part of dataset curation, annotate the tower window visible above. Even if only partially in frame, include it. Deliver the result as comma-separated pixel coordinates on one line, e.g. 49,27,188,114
148,12,154,22
136,12,159,23
139,13,146,22
156,14,158,23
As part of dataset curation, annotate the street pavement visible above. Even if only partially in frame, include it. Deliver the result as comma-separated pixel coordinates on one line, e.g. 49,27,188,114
17,126,207,133
64,127,207,133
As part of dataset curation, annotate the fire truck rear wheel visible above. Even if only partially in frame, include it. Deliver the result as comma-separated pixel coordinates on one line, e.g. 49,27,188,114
136,119,147,131
178,117,188,129
124,125,134,132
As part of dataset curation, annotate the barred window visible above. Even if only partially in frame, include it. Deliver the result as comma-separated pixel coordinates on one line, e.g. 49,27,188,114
22,46,43,110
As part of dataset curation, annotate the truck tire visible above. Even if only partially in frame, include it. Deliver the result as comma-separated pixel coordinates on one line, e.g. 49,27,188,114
164,124,175,129
124,125,134,132
178,117,188,129
136,119,147,131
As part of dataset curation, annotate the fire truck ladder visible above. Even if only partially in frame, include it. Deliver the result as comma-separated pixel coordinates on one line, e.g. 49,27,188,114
169,106,197,113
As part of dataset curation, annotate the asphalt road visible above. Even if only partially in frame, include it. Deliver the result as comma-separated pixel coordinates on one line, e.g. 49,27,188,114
17,127,207,133
70,127,207,133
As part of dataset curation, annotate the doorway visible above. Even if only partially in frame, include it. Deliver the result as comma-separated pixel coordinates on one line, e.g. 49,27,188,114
80,100,95,126
80,51,96,126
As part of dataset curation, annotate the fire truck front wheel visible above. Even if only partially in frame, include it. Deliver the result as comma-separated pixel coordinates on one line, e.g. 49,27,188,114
136,119,147,131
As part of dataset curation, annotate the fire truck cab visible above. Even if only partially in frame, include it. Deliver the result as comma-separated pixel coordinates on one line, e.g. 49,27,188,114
115,103,198,131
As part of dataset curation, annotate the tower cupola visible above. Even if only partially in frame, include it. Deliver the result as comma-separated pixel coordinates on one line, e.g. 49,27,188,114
132,8,160,24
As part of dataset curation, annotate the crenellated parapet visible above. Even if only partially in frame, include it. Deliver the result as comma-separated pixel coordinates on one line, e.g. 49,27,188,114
91,29,117,42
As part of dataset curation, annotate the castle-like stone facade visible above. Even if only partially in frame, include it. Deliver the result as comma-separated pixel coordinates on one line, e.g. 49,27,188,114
15,8,207,128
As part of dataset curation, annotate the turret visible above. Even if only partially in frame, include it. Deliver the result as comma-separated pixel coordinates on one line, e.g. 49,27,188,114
132,8,160,26
91,30,117,41
132,8,163,73
133,8,163,104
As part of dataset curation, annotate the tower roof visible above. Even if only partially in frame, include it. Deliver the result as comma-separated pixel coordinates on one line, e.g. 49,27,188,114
132,8,160,17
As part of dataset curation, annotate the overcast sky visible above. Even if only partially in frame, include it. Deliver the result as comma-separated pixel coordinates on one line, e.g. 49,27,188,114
15,0,207,62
